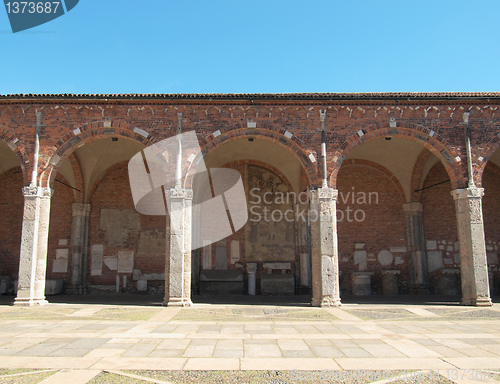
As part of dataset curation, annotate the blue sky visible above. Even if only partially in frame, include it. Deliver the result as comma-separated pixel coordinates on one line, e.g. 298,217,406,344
0,0,499,94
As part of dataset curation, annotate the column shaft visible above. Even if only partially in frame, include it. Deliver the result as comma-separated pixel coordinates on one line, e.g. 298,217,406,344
310,187,341,307
451,187,492,306
14,186,52,306
68,203,91,294
164,188,193,306
403,202,429,294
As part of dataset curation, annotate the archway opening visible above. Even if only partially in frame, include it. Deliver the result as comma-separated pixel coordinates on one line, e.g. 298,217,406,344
192,136,312,300
480,149,500,297
335,136,456,299
0,140,24,296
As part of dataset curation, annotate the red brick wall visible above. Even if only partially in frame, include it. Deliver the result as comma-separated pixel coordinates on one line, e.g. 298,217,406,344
421,162,459,290
482,162,500,290
337,164,408,294
0,167,23,276
88,163,165,288
46,175,74,280
422,163,457,245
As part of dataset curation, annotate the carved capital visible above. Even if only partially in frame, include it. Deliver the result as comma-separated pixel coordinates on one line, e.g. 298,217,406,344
22,186,53,198
403,202,423,213
310,187,338,202
451,187,484,200
72,203,91,216
166,187,193,200
246,262,258,274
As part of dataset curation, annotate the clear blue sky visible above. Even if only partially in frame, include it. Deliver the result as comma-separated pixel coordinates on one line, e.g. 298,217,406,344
0,0,499,94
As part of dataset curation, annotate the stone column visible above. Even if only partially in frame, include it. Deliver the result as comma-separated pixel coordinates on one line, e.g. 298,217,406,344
451,188,492,306
403,202,430,294
310,187,341,307
247,263,257,295
14,186,53,306
68,203,91,294
164,188,193,307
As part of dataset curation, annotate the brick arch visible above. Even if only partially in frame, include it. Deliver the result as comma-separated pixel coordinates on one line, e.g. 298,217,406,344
338,159,406,202
41,121,157,188
476,134,500,187
330,124,465,190
195,127,318,188
410,148,433,202
0,126,30,185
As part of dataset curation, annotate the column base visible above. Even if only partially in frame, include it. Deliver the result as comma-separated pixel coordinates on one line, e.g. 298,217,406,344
65,286,88,295
462,296,493,307
311,296,341,307
408,284,431,295
163,297,193,307
14,297,48,306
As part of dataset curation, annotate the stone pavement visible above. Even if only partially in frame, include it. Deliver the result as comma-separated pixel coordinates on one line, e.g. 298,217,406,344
0,295,499,383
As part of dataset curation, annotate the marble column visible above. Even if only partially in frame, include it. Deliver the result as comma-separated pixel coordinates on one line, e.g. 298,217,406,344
14,186,53,306
68,203,91,294
247,263,257,295
451,187,492,306
164,188,193,306
310,187,341,307
403,202,430,294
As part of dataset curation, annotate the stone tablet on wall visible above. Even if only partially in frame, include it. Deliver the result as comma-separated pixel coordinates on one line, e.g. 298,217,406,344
52,248,68,273
230,240,240,264
91,244,104,276
118,251,134,273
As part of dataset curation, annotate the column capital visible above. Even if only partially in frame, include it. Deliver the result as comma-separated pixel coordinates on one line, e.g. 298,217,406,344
246,262,258,274
22,186,53,198
165,187,193,200
403,202,423,213
451,187,484,200
72,202,91,216
310,187,338,201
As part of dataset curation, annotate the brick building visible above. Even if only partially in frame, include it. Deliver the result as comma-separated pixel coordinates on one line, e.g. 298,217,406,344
0,93,498,306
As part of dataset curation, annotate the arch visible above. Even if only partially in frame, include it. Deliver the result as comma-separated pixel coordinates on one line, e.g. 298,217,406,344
193,127,318,189
0,126,30,185
476,133,500,187
330,124,465,190
41,121,157,188
410,149,434,202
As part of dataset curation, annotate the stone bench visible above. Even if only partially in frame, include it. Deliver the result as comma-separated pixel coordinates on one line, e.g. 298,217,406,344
260,262,294,295
199,270,244,294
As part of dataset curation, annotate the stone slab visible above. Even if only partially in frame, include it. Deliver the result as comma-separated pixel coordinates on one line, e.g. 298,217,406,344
52,249,68,273
261,274,294,295
240,358,341,370
91,245,104,276
117,251,134,274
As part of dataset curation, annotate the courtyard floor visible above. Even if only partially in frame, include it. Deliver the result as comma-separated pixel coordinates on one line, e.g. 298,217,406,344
0,294,499,383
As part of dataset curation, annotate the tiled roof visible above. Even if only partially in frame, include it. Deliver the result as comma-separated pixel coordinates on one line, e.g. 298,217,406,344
1,92,500,101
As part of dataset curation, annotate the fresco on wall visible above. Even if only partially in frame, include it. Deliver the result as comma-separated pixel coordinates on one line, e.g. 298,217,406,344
245,165,295,262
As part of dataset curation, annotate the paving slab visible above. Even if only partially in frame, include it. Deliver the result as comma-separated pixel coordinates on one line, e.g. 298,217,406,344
38,369,101,384
335,357,456,370
183,357,240,370
241,357,341,370
442,357,500,369
89,357,187,370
